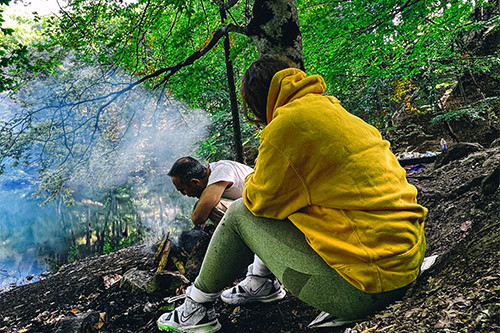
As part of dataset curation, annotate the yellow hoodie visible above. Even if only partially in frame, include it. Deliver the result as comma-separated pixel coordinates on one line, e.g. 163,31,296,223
243,68,427,293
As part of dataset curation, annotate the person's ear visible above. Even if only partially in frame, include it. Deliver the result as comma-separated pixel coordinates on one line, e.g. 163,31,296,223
190,178,201,187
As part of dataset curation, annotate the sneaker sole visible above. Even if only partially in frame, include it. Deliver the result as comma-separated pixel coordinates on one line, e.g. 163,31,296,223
221,287,286,305
307,311,362,328
158,319,221,333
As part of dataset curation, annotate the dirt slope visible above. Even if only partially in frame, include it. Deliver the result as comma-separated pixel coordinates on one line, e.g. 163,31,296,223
0,144,499,333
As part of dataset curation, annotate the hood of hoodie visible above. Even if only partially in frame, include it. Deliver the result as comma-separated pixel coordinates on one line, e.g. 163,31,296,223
266,68,327,124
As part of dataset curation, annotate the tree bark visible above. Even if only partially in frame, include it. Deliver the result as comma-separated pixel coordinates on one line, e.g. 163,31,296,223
247,0,304,69
220,7,244,162
86,207,91,250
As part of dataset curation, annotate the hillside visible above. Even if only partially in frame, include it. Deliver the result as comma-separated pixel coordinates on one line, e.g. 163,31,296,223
0,141,499,333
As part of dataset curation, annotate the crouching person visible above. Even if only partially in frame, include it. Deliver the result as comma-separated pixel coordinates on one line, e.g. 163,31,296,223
164,157,286,326
158,55,427,332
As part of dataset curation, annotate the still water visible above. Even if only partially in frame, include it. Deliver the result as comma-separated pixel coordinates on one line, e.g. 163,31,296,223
0,176,195,290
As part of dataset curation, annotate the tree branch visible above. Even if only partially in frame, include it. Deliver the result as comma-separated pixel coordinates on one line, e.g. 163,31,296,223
152,23,245,89
212,0,240,11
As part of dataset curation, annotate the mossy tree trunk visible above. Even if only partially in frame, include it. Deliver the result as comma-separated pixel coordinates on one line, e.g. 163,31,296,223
246,0,304,69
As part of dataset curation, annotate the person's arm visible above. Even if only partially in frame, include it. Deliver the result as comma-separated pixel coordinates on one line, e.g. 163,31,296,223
192,181,232,225
243,135,310,220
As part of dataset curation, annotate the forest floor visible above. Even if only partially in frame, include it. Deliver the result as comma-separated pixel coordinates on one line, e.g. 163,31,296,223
0,143,499,333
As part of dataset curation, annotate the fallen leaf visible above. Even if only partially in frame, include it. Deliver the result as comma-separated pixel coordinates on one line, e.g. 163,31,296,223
71,309,79,314
94,312,106,329
159,304,175,312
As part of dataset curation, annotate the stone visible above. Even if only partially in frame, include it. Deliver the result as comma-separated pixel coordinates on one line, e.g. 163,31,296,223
120,268,155,293
178,228,210,253
54,312,100,333
147,271,189,294
481,161,500,195
434,142,484,168
490,138,500,148
184,235,211,282
120,268,188,295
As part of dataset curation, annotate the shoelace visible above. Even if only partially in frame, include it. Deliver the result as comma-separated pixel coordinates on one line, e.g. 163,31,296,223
167,293,187,303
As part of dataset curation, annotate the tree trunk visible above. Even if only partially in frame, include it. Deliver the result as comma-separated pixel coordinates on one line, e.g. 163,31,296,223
247,0,304,69
86,207,91,250
57,197,64,229
220,7,244,162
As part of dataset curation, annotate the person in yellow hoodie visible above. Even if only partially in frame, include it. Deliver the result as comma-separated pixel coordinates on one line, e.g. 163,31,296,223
157,55,427,333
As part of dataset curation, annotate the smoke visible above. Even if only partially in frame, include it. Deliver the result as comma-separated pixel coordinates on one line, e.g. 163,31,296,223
0,56,210,288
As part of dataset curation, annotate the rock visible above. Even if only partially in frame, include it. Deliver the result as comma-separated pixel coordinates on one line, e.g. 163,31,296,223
434,143,484,168
103,273,122,289
147,271,189,294
54,312,100,333
120,268,155,293
184,235,211,282
178,227,210,253
120,268,188,295
143,302,157,312
490,138,500,148
481,161,500,195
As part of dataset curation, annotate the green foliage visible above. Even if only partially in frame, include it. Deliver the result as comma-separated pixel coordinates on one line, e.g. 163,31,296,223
103,228,144,255
299,0,499,128
0,5,63,92
44,257,62,271
68,245,80,262
1,0,499,203
10,0,259,163
431,97,499,125
159,303,176,312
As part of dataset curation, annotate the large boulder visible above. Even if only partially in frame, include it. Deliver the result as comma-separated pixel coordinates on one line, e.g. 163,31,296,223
481,161,500,195
178,227,210,253
434,142,484,168
184,235,211,282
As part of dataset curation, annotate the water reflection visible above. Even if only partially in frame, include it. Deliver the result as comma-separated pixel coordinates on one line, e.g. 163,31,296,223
0,58,210,290
0,174,195,290
0,182,67,289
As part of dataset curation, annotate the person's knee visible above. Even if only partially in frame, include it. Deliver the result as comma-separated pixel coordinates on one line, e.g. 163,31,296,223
221,198,248,222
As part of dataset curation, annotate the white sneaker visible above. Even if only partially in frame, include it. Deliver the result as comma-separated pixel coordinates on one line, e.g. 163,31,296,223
220,274,286,305
420,255,438,274
307,311,360,328
157,287,221,332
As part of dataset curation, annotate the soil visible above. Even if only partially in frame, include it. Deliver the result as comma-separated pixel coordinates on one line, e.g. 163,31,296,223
0,143,499,333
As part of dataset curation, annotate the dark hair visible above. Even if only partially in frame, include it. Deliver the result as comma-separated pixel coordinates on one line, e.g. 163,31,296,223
241,54,298,125
168,156,207,185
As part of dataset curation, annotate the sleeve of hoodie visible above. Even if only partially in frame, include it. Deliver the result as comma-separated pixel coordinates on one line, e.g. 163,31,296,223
243,132,311,220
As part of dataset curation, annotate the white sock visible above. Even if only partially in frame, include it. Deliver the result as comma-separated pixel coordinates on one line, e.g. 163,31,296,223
251,255,272,276
188,285,221,303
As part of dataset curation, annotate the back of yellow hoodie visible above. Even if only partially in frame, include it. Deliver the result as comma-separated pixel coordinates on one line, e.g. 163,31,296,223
243,68,427,293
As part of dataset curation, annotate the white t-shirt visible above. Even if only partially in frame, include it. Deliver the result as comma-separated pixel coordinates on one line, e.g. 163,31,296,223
207,160,253,200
